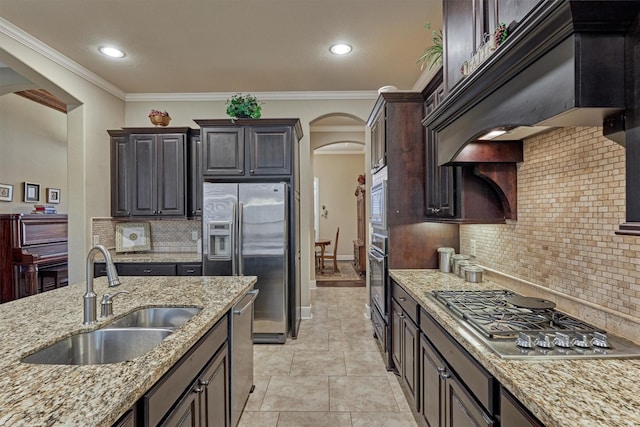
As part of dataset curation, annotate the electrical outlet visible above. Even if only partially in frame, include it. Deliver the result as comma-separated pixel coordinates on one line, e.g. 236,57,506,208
93,235,100,245
192,230,198,241
470,239,477,257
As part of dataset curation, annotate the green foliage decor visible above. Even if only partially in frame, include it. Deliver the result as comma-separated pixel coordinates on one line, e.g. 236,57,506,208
225,93,263,122
417,22,443,71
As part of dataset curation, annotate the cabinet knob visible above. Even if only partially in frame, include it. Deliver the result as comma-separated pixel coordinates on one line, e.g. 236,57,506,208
250,170,255,174
239,169,243,174
157,210,162,214
198,379,209,386
193,387,203,394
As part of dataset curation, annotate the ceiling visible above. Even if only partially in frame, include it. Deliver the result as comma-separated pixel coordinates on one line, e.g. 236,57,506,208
0,0,442,95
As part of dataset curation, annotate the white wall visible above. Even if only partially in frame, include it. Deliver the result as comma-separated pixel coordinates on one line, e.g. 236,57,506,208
0,93,67,213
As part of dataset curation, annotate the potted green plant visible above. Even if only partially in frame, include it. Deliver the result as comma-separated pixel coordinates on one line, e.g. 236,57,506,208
225,93,263,122
416,22,443,71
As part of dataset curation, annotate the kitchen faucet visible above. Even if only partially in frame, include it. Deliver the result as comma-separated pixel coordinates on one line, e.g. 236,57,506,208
83,244,122,325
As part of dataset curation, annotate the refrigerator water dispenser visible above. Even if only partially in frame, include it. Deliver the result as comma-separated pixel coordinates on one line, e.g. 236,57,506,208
207,221,233,260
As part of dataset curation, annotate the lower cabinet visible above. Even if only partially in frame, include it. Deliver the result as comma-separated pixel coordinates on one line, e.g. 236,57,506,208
142,315,229,427
499,387,545,427
391,281,420,409
95,262,202,277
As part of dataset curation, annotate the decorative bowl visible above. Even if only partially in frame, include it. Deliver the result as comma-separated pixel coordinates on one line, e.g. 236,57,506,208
149,115,171,126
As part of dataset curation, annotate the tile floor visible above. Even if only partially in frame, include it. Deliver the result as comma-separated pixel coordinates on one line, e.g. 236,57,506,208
238,287,419,427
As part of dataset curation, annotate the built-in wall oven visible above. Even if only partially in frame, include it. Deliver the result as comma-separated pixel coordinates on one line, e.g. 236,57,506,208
370,169,387,231
369,231,388,320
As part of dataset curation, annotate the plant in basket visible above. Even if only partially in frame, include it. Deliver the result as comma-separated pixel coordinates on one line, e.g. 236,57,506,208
225,93,263,122
148,109,171,126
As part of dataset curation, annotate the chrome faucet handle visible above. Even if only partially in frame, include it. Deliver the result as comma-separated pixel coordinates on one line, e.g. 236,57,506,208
100,290,130,318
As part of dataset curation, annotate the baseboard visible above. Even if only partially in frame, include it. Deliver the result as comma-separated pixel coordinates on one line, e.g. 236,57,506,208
301,305,313,319
364,303,372,319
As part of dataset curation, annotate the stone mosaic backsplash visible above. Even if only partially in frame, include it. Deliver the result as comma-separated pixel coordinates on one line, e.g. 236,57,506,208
92,218,201,253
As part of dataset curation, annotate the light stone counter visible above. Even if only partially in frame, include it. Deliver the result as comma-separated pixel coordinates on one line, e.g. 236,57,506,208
0,275,255,427
390,269,640,427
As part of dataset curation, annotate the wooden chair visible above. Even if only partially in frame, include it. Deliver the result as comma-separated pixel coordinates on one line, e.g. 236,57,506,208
321,227,340,272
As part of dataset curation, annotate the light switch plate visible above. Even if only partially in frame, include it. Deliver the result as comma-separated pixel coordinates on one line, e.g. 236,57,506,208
192,230,198,241
93,235,100,245
470,239,477,257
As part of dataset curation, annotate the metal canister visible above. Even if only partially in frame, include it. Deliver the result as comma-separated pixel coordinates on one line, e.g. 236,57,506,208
456,260,475,277
437,247,455,273
463,265,484,283
451,254,470,276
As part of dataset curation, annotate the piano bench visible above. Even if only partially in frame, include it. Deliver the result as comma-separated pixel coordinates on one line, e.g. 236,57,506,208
39,266,69,293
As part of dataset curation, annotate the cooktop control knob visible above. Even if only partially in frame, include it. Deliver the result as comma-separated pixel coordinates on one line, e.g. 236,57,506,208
552,332,571,348
590,331,610,348
516,332,534,348
571,333,591,348
535,333,554,349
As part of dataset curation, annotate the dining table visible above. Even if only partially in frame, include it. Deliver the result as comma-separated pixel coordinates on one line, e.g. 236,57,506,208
314,239,331,272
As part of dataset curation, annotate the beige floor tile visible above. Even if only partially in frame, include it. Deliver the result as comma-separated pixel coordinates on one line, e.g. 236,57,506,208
237,411,279,427
386,372,412,412
340,317,375,333
290,350,346,376
350,411,418,427
344,351,387,376
276,411,352,427
261,375,329,412
329,331,380,352
283,332,329,351
244,375,270,411
298,317,342,334
329,376,399,412
253,349,294,376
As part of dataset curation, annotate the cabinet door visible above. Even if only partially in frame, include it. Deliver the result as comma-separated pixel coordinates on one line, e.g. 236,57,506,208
131,134,158,216
488,0,539,31
202,128,245,176
444,0,485,92
390,299,403,372
499,387,544,427
157,134,186,216
200,344,229,427
247,126,292,175
402,316,420,409
420,335,446,427
111,136,132,217
188,132,203,216
159,384,201,427
425,127,455,218
446,372,495,427
370,110,385,171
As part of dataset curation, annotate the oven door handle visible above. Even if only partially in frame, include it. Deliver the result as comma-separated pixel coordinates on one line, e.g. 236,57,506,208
368,251,385,263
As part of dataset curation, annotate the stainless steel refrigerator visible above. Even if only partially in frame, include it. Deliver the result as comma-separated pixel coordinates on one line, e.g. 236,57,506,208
202,182,288,344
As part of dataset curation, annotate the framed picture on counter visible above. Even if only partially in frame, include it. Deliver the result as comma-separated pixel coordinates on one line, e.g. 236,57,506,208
47,188,61,204
0,183,13,202
116,222,151,253
23,182,40,203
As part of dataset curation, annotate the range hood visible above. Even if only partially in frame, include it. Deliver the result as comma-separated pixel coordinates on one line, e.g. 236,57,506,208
424,0,640,166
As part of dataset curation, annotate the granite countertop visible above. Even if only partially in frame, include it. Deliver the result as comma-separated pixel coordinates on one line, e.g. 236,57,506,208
108,251,202,263
390,269,640,427
0,275,255,427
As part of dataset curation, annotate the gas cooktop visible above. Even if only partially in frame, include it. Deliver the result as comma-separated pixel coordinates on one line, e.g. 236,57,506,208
429,289,640,359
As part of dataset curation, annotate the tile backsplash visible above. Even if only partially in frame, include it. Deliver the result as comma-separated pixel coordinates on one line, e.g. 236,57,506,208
461,126,640,341
92,218,201,253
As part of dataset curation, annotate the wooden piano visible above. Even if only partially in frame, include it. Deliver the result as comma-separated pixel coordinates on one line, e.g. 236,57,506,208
0,214,68,303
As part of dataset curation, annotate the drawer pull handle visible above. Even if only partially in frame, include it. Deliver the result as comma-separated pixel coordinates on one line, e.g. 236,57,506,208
186,269,195,273
398,297,406,301
143,269,152,273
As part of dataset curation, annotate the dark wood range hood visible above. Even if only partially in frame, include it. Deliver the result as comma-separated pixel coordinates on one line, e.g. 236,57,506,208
424,0,640,166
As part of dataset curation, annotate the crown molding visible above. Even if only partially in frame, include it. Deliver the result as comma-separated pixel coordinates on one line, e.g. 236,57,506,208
125,90,379,102
411,66,439,92
0,18,127,100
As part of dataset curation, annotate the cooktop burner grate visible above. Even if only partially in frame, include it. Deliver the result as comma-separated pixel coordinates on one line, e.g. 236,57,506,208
432,290,598,339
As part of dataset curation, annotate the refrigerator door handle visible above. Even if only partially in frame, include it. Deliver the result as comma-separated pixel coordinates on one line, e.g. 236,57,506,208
238,201,244,275
231,202,237,275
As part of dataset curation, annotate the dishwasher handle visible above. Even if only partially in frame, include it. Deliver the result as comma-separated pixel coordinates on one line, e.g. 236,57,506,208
233,289,259,315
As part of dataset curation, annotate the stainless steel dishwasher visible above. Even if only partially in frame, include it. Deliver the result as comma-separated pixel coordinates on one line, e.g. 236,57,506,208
231,289,258,427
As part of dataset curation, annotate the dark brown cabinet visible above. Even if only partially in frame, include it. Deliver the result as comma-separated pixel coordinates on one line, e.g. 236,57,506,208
95,262,202,277
196,120,298,178
499,387,544,427
131,133,186,216
188,131,203,217
108,128,191,218
370,110,386,172
391,281,420,409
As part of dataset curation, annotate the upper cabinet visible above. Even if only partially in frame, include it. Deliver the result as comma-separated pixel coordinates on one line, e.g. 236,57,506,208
370,111,386,173
443,0,539,94
195,119,302,178
108,127,191,218
188,130,203,217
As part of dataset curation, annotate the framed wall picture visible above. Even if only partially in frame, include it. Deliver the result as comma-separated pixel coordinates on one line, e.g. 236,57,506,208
23,182,40,203
47,188,61,204
115,222,151,253
0,183,13,202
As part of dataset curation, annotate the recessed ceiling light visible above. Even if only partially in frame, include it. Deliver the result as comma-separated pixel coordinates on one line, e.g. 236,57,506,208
99,46,125,58
329,43,352,55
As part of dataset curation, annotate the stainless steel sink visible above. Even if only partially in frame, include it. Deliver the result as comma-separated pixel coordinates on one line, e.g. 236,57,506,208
109,306,202,329
21,328,173,365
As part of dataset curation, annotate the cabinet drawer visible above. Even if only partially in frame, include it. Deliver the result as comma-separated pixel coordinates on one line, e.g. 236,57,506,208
177,263,202,276
420,307,496,413
371,303,386,351
118,263,177,276
143,314,228,427
392,281,419,324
